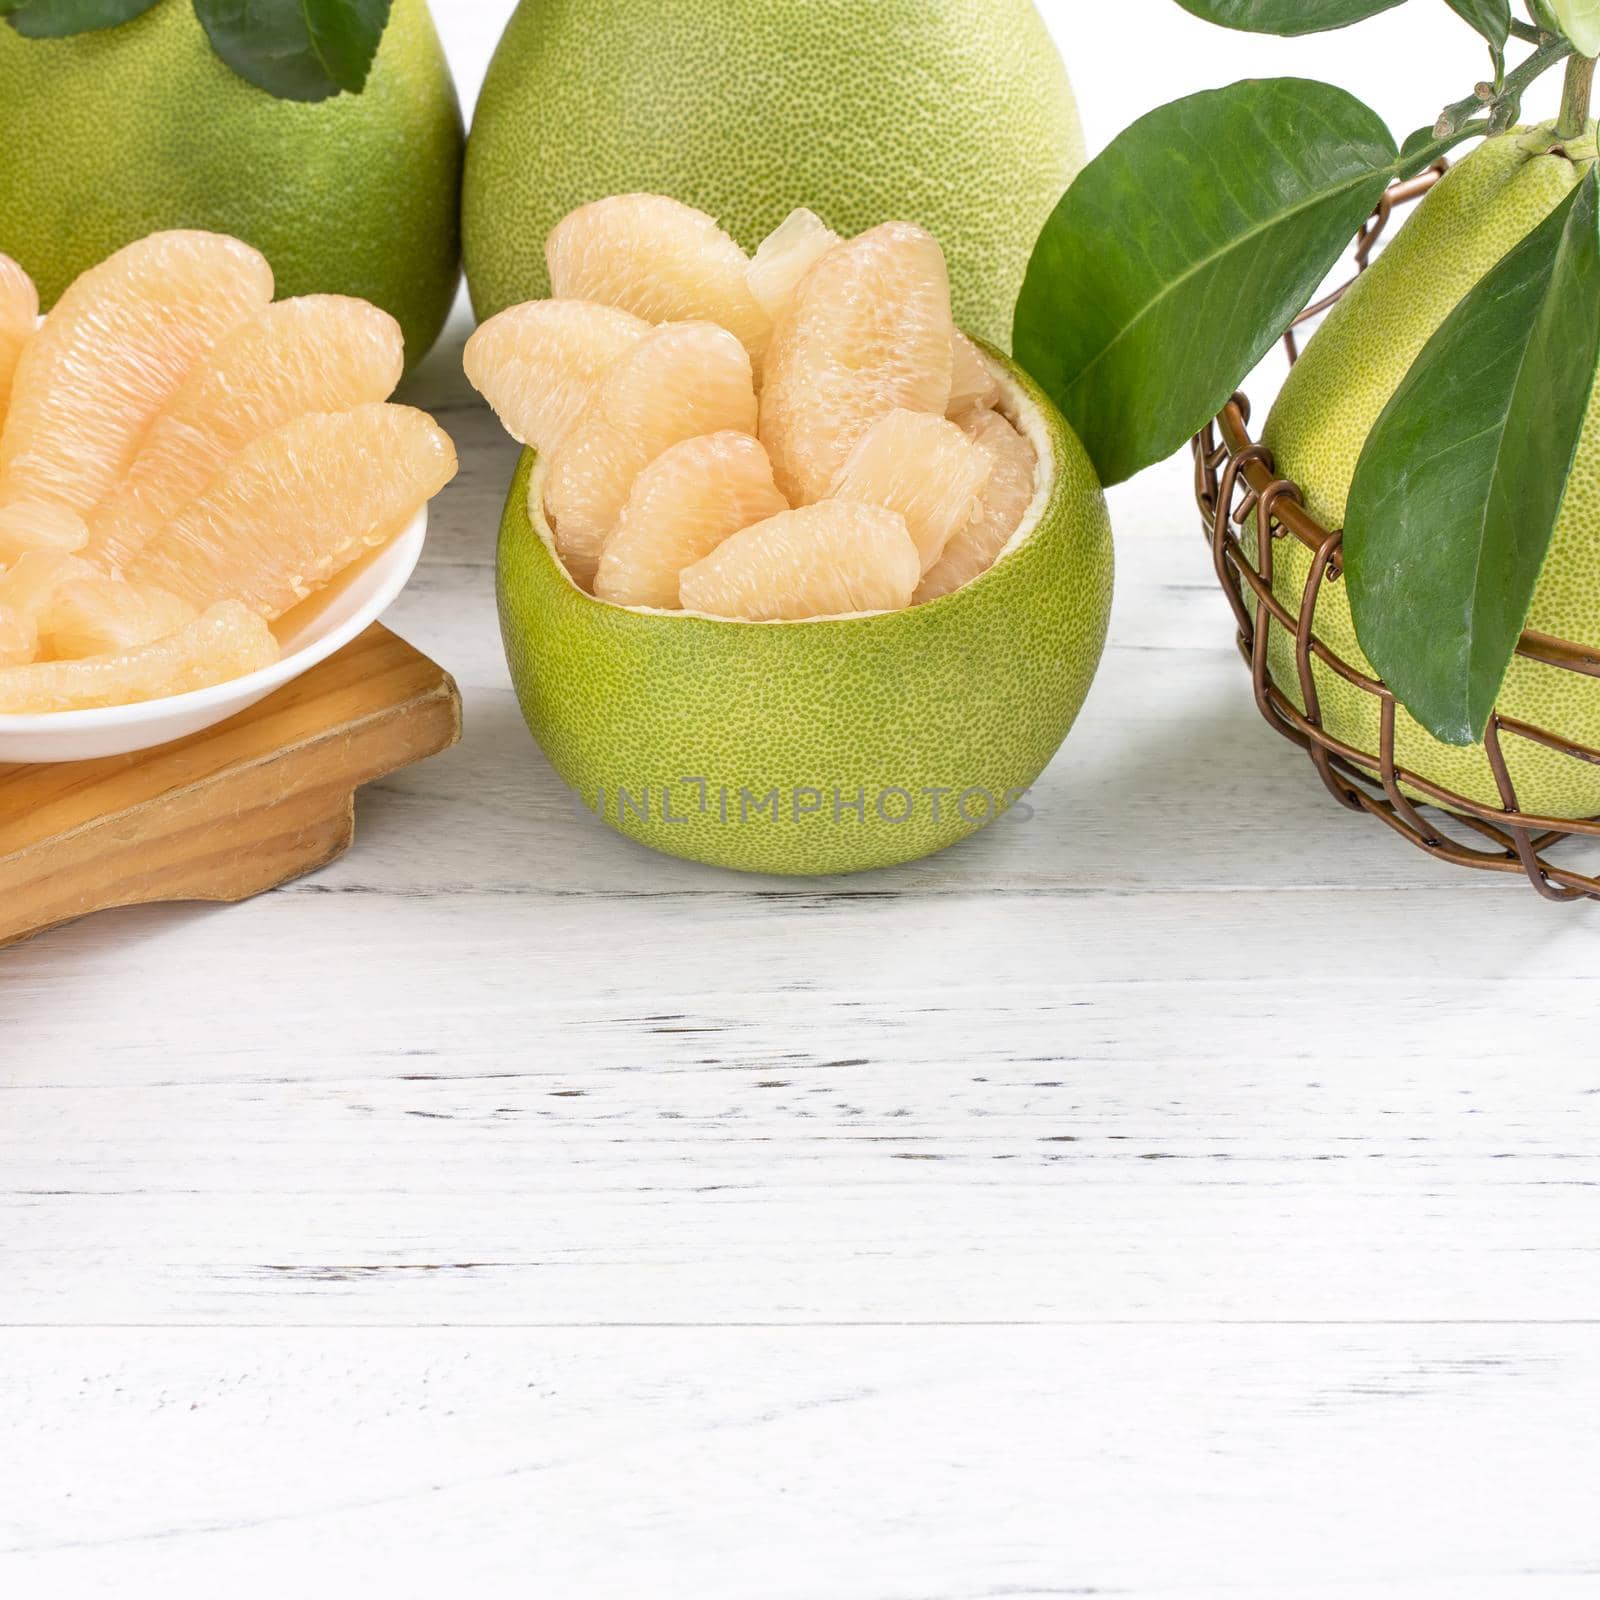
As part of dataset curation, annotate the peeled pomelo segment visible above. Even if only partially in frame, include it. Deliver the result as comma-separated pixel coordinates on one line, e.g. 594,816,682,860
0,602,37,667
49,579,195,661
746,209,841,324
464,298,649,453
128,403,457,620
85,295,405,575
679,499,920,621
751,215,990,420
915,409,1039,603
0,550,90,622
543,322,757,586
949,331,1001,416
829,408,992,574
759,222,955,504
594,431,789,609
0,231,273,517
0,253,39,430
546,194,770,364
0,601,277,714
73,586,193,660
0,500,89,564
588,323,757,436
0,550,199,660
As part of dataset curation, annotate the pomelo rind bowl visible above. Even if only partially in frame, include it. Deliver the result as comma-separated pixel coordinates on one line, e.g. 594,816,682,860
496,351,1113,876
0,509,425,764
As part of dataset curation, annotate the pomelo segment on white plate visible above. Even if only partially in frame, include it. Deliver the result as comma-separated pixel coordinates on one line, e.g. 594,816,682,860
0,231,274,517
128,404,457,620
0,230,456,713
0,601,276,714
85,294,405,574
0,549,196,659
0,601,37,667
0,500,88,564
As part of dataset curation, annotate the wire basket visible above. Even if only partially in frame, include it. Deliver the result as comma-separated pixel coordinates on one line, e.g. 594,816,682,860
1192,165,1600,903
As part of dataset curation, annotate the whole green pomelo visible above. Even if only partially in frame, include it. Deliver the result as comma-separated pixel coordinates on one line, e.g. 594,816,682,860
1261,124,1600,821
462,0,1083,353
497,354,1112,876
0,0,463,369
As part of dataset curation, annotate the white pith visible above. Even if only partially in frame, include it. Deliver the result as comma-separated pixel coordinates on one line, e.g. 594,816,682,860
526,351,1053,625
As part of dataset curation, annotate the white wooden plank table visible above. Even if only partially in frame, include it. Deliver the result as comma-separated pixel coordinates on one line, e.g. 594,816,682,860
3,5,1598,1596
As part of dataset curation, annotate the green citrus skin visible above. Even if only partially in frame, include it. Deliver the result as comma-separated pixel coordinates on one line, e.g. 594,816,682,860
0,0,462,370
463,0,1083,353
497,356,1113,875
1261,125,1600,820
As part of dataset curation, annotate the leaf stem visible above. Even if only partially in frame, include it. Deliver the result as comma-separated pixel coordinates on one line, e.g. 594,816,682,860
1401,120,1493,177
1557,52,1597,143
1436,31,1572,138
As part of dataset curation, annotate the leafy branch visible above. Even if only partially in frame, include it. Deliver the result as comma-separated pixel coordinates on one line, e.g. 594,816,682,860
1433,26,1571,138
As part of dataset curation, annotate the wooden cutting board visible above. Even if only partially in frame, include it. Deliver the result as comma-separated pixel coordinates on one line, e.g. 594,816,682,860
0,624,460,948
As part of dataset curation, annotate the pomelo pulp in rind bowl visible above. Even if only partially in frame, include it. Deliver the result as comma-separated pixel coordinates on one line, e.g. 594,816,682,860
463,0,1084,353
497,350,1113,876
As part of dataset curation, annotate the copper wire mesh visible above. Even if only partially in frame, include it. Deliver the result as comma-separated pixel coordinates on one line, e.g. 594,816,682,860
1191,164,1600,903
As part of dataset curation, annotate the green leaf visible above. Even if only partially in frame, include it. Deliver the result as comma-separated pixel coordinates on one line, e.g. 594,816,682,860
1345,169,1600,746
1443,0,1512,46
0,0,159,37
1550,0,1600,54
1172,0,1408,33
1014,80,1398,487
192,0,391,102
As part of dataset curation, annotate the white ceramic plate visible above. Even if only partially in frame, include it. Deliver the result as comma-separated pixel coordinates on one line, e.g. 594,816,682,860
0,509,426,764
